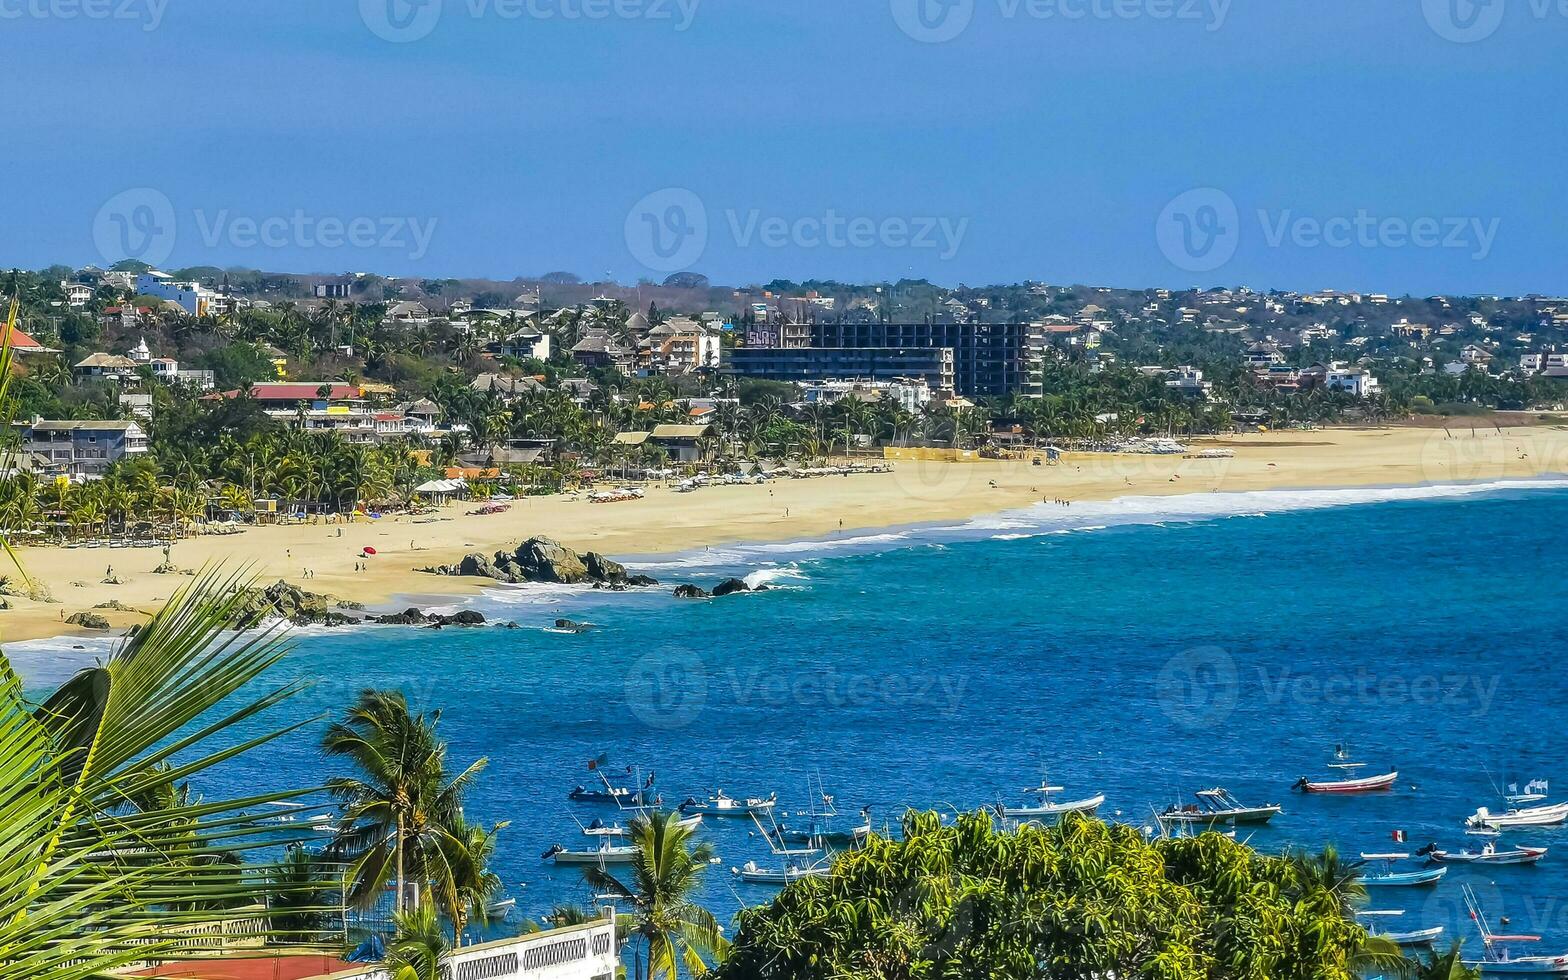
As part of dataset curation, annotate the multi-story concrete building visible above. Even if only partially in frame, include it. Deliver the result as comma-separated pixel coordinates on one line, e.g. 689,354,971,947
15,418,149,479
806,321,1042,397
727,346,955,392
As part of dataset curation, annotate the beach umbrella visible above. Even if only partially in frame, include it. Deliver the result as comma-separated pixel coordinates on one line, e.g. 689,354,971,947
362,546,377,556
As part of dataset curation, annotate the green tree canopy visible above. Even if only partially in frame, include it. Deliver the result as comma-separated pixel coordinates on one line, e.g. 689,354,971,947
716,811,1401,980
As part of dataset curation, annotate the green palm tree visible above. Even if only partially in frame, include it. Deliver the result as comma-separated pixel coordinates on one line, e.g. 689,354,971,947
322,690,488,913
0,569,330,979
384,902,450,980
431,815,506,945
584,810,727,980
1413,944,1480,980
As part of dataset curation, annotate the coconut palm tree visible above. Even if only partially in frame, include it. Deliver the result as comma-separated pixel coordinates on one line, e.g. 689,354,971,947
0,569,331,979
322,690,489,913
430,815,506,945
384,902,450,980
1413,944,1479,980
584,810,727,980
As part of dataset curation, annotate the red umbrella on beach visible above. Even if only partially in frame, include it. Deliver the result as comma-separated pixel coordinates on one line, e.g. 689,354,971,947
361,547,377,556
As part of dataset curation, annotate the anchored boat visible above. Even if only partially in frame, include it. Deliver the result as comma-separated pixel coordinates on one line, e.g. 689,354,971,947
1295,747,1397,793
679,790,777,819
1467,802,1568,831
1358,853,1447,887
1357,910,1444,948
1418,842,1548,866
1463,884,1568,975
997,778,1105,822
1157,788,1281,829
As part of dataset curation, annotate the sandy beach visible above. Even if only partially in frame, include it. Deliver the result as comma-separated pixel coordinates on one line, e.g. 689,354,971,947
4,422,1566,646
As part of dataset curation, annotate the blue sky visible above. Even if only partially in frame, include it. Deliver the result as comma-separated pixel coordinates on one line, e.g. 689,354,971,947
7,0,1564,295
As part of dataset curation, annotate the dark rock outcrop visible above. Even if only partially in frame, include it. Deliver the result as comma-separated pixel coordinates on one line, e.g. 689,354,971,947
555,619,591,633
422,537,657,589
66,612,112,630
232,582,362,629
373,607,487,628
712,578,752,597
673,584,710,599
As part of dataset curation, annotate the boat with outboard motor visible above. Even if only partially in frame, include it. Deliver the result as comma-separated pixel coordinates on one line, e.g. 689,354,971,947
1295,746,1397,793
1357,853,1447,887
1418,842,1548,866
679,790,777,818
996,777,1105,822
1157,788,1281,828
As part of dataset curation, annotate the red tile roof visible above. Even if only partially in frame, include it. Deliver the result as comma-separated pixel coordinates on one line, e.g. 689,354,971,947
219,383,363,401
132,954,354,980
2,323,47,350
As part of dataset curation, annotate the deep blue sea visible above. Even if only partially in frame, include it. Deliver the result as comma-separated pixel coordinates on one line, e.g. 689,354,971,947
13,478,1568,949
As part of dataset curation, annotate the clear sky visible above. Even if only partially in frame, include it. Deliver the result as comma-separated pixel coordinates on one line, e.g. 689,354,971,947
7,0,1565,295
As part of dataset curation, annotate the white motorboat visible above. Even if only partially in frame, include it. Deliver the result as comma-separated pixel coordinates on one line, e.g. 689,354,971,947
1157,788,1281,828
732,859,831,886
1419,842,1548,866
1358,910,1444,948
679,791,777,818
1467,803,1568,830
543,826,638,865
998,779,1105,821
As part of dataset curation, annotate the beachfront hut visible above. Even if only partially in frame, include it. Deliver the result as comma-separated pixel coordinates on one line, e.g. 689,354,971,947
649,423,716,464
413,477,467,504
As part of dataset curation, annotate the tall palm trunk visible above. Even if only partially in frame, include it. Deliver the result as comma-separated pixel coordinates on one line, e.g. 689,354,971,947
396,811,406,913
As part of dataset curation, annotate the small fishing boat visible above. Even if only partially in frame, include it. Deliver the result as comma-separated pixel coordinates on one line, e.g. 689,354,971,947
1507,779,1552,806
1463,884,1568,975
679,791,777,818
1157,788,1281,828
1294,749,1398,793
259,802,337,834
485,897,517,919
569,756,659,809
542,826,638,866
1358,853,1447,887
1357,910,1444,948
1418,842,1548,866
1467,803,1568,830
733,859,831,886
1293,745,1399,794
998,779,1106,822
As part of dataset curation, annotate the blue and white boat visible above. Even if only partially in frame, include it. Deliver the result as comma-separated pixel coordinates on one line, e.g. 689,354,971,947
1358,853,1447,887
679,790,777,819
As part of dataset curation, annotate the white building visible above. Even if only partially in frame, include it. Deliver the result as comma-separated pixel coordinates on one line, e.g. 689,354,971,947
1164,366,1213,399
1323,364,1381,398
802,378,933,413
62,281,94,307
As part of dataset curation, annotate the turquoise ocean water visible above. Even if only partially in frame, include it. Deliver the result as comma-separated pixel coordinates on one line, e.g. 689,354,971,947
12,478,1568,946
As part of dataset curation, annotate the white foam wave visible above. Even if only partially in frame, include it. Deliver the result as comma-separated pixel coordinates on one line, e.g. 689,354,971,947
743,565,809,589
